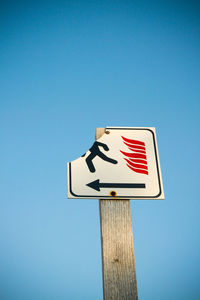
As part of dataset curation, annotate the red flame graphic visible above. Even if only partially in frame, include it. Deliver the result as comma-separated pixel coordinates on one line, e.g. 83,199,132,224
120,136,148,175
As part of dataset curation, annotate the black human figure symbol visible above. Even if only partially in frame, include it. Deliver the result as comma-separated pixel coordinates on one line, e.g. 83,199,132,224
85,141,118,173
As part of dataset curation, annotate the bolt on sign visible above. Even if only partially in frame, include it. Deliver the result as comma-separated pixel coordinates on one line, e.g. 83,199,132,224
67,127,164,199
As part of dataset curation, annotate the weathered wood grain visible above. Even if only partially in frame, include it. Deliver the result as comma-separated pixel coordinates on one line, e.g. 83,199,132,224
96,128,138,300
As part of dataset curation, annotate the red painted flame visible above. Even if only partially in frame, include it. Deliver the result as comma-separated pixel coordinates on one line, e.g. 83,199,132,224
121,136,148,175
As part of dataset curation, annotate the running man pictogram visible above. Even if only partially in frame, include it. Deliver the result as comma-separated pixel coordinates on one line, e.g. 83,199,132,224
85,141,118,173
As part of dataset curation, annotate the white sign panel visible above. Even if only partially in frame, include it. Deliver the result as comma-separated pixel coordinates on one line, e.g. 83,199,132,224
67,127,164,199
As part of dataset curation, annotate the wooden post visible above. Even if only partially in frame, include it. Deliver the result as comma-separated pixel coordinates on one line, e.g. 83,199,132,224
96,128,138,300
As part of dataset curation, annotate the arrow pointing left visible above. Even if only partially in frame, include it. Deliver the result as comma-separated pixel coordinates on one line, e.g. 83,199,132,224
86,179,146,191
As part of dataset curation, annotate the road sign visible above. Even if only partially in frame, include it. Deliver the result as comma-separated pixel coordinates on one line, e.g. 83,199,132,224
67,127,164,199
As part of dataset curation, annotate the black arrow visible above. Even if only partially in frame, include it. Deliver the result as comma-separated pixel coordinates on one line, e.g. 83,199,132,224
86,179,145,192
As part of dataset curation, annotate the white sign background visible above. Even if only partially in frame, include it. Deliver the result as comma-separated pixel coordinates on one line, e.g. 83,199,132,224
67,127,164,199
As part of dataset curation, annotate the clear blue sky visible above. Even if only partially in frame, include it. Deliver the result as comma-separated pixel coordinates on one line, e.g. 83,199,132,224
0,1,200,299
